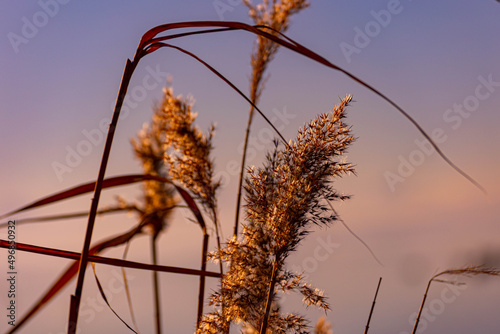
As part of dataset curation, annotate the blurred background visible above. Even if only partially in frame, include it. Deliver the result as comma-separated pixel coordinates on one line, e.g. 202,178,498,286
1,1,499,333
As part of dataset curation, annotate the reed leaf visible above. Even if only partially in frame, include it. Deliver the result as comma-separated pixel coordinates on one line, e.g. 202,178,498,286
0,174,173,220
0,232,220,333
0,239,221,277
91,263,138,333
0,205,140,229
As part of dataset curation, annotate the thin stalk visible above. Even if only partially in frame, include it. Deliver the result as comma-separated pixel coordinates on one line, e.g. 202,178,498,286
234,33,265,238
151,233,162,334
68,58,137,334
122,240,140,333
233,105,254,237
211,209,224,277
196,232,209,327
363,277,382,334
259,260,279,334
211,209,229,334
412,279,433,334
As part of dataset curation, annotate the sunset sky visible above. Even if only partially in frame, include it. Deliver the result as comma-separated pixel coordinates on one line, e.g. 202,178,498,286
1,1,500,333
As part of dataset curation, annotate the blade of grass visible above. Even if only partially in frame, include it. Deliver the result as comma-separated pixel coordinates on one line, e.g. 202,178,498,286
122,239,141,333
0,206,140,228
68,58,138,334
0,183,212,334
0,237,221,334
2,222,143,334
0,172,201,330
0,174,167,220
140,29,486,265
91,263,138,333
0,239,221,277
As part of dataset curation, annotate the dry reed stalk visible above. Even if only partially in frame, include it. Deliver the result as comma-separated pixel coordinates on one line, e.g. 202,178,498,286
412,265,500,334
159,87,223,277
131,99,180,334
68,58,138,334
151,234,162,334
197,233,210,326
134,86,215,327
363,277,382,334
234,0,309,237
156,87,226,330
198,95,354,333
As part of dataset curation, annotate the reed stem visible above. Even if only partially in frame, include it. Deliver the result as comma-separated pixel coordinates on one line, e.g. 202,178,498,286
68,58,137,334
196,232,209,327
412,279,433,334
151,233,162,334
363,277,382,334
259,260,278,334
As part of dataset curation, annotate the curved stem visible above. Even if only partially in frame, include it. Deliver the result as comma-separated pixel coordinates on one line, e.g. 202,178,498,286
233,106,254,237
68,58,138,334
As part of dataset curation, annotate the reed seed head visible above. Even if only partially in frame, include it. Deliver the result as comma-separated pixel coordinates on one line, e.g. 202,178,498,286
199,95,355,333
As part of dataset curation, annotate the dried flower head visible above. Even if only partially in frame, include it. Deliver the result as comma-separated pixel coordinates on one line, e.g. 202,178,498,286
431,264,500,284
159,86,224,278
129,97,177,236
160,87,220,218
199,95,355,333
314,317,333,334
244,0,309,102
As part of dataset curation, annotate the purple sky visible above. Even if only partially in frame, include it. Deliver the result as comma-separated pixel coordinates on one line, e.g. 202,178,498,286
1,1,500,333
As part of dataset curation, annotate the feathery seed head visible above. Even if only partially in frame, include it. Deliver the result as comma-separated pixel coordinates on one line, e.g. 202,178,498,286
199,95,355,333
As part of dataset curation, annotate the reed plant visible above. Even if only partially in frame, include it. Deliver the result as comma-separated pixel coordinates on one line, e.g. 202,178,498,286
0,3,492,333
234,0,309,237
159,87,223,276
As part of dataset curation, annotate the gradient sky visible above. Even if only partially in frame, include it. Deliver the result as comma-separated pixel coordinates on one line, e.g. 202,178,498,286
1,1,500,333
